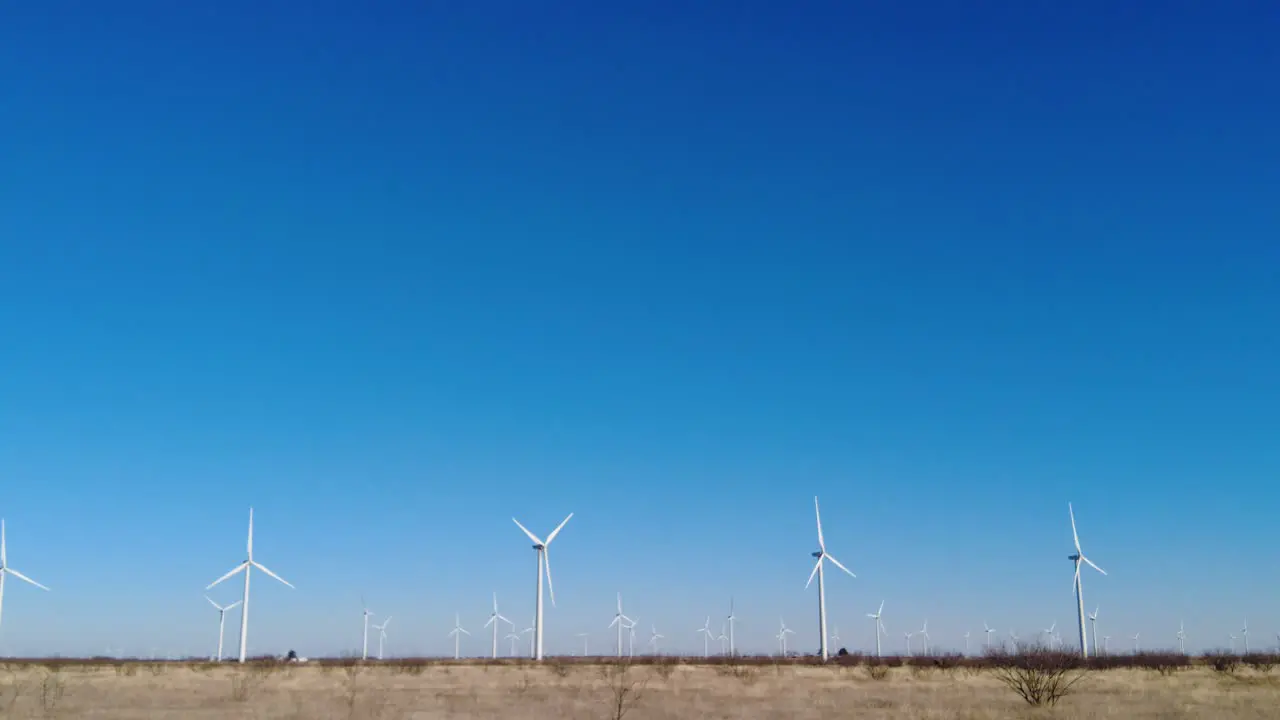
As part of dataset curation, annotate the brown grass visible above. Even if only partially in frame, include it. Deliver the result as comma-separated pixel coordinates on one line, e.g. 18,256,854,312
0,657,1274,718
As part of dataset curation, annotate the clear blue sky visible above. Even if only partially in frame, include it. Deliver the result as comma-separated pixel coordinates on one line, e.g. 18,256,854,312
1,1,1277,658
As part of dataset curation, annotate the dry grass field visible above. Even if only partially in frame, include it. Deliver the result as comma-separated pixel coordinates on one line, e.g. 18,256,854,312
0,656,1277,719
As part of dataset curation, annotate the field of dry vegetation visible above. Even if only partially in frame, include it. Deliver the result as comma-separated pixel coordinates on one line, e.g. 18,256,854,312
0,653,1277,719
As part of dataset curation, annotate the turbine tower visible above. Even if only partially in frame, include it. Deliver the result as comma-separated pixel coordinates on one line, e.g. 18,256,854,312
447,612,469,659
0,519,50,637
726,599,739,656
1242,618,1250,654
483,593,512,659
648,624,664,655
983,622,995,653
806,497,856,662
867,601,885,657
1176,621,1186,654
776,618,795,656
1131,632,1140,653
206,508,294,663
205,596,242,662
1067,502,1107,659
577,632,589,657
918,620,930,655
608,592,634,658
372,616,391,660
360,599,375,661
512,513,572,661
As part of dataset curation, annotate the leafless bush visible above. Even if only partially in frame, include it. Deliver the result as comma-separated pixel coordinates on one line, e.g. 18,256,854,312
1136,652,1191,676
989,645,1087,707
650,657,678,681
548,658,573,678
1204,651,1241,675
598,658,649,720
1243,653,1278,674
864,661,891,681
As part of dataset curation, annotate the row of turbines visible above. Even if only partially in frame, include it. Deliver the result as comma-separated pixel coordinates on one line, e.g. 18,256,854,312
1,503,1273,662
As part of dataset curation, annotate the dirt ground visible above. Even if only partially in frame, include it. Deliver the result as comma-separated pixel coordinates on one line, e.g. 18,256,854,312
1,659,1276,719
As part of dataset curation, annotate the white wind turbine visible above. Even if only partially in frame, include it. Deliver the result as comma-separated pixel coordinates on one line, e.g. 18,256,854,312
831,626,841,650
0,519,51,637
726,599,740,656
627,618,639,658
1102,635,1111,654
717,623,728,654
806,497,856,661
1176,621,1186,654
506,631,522,656
903,630,913,656
205,596,242,662
206,508,294,663
697,617,714,658
867,601,886,657
1131,632,1140,653
776,618,796,656
447,612,469,660
521,625,535,657
512,513,572,661
1067,502,1107,659
576,632,589,657
1229,633,1237,653
1242,618,1250,654
372,616,392,660
918,620,930,655
484,593,512,659
1087,607,1099,657
649,624,664,655
983,622,995,653
360,598,375,661
963,630,971,655
608,592,634,658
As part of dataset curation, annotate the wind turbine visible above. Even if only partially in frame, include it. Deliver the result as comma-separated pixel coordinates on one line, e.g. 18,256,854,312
206,508,294,663
512,513,572,661
963,630,971,655
1242,619,1250,654
726,599,739,657
717,623,728,655
983,622,995,653
1102,635,1111,654
205,596,242,662
521,625,534,657
830,626,841,650
360,599,375,661
372,616,391,660
483,593,512,659
649,624,664,655
577,632,590,657
1067,502,1107,659
0,519,51,636
1176,621,1186,654
626,618,639,658
918,620,930,655
608,593,634,658
1042,621,1056,648
867,602,887,657
903,630,913,656
776,618,795,656
1087,607,1099,657
447,612,469,660
506,631,522,656
806,497,856,661
697,617,714,658
1229,634,1237,653
1131,632,1140,653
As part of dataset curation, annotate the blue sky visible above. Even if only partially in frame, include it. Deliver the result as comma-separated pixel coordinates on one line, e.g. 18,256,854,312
1,1,1277,658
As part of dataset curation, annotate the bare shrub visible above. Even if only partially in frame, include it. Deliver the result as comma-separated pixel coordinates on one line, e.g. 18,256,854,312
1205,651,1241,675
548,659,573,678
1137,652,1191,676
1243,653,1278,674
598,658,649,720
990,645,1087,707
650,657,678,681
864,661,891,681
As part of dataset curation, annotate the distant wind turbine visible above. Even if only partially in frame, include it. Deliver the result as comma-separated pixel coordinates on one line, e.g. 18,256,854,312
0,519,51,637
506,631,521,656
1176,621,1186,654
1242,618,1250,654
608,593,634,658
1067,502,1107,659
697,617,714,658
484,593,512,659
776,618,796,656
903,630,913,656
447,613,469,659
963,630,971,655
360,599,375,661
512,513,572,661
206,508,294,663
806,497,856,662
726,599,740,657
865,599,885,655
983,622,995,653
1087,607,1099,657
1131,632,1140,653
717,623,728,655
576,632,589,657
918,620,930,655
649,625,664,655
205,596,242,663
372,616,391,660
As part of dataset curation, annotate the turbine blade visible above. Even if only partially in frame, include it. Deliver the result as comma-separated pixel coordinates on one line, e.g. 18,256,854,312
609,617,619,629
1068,502,1081,553
1082,555,1107,576
251,561,294,588
5,567,49,591
226,600,242,610
544,549,557,607
804,557,822,588
878,600,884,616
825,553,856,578
461,628,470,636
207,562,247,590
512,518,544,546
814,496,825,549
496,614,511,625
485,616,495,628
545,513,573,545
206,596,221,610
0,519,6,566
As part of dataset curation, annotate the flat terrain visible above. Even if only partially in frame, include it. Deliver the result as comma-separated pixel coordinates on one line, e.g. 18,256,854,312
1,659,1277,719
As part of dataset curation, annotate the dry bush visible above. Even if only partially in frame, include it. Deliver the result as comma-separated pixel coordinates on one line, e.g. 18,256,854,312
1136,651,1192,676
989,645,1087,707
1204,651,1242,675
650,657,678,681
598,658,649,720
864,661,891,681
1243,653,1278,674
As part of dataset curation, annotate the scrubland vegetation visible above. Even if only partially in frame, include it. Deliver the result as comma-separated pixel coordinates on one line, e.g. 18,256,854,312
0,648,1277,718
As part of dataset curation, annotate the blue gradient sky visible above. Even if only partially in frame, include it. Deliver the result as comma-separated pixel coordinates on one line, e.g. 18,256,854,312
1,1,1277,658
